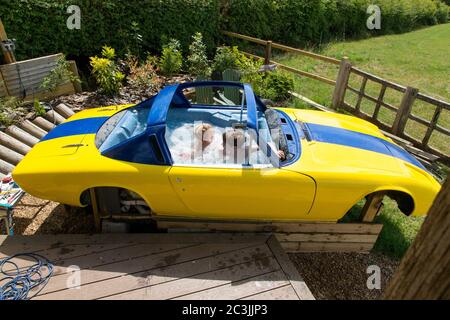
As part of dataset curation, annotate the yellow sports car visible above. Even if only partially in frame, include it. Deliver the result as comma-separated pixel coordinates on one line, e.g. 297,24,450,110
13,81,440,222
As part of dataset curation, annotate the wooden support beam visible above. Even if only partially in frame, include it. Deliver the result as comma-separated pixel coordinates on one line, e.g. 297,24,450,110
89,188,102,232
361,192,385,222
331,58,352,110
5,125,40,147
0,18,16,64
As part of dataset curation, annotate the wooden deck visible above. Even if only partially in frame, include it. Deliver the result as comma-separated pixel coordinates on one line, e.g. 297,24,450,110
0,233,314,300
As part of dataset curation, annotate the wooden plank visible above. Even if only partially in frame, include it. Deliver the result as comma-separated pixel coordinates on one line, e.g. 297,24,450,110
0,54,62,72
271,42,340,65
267,235,315,300
416,92,450,110
373,84,387,120
23,82,75,102
157,219,383,235
89,189,101,231
275,233,378,243
0,159,15,174
54,103,75,118
361,192,385,222
242,284,298,300
102,253,279,300
32,116,56,131
355,77,368,112
346,86,398,112
0,144,23,165
264,40,272,65
17,120,47,138
280,242,374,253
173,270,290,300
332,58,352,109
0,233,269,249
273,61,336,85
221,30,267,45
290,91,335,113
0,131,32,155
68,60,82,93
351,67,406,92
37,244,269,299
5,125,40,147
392,86,419,135
422,105,442,146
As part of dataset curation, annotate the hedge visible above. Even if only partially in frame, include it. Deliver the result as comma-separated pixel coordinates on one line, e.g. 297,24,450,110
0,0,448,61
0,0,220,60
221,0,449,47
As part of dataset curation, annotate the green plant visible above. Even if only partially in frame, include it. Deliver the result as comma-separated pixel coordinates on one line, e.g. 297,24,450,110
126,54,158,88
243,71,294,102
0,96,24,127
159,39,183,75
90,45,125,96
33,98,46,116
212,46,261,74
40,56,80,93
187,32,211,78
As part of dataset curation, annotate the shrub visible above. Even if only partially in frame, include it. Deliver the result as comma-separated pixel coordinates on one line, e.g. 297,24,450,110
159,39,183,75
40,56,80,93
212,46,260,74
243,71,294,102
0,0,220,61
90,45,125,95
187,32,211,78
126,55,158,88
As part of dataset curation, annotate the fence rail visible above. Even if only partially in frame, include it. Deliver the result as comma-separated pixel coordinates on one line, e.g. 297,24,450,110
222,30,450,164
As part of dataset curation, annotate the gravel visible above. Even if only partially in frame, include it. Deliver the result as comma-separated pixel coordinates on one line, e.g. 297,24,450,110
288,252,400,300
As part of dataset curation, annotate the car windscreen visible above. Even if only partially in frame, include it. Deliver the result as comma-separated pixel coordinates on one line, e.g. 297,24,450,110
95,105,150,152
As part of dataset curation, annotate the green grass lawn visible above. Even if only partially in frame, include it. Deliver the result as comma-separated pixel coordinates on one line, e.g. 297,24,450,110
274,24,449,259
276,24,450,156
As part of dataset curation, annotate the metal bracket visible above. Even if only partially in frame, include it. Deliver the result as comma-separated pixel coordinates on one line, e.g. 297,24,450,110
1,39,16,53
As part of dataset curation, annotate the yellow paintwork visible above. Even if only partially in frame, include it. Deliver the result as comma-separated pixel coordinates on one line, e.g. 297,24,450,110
13,105,441,222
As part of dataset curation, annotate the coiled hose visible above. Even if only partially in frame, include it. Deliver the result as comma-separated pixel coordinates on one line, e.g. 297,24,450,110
0,253,53,300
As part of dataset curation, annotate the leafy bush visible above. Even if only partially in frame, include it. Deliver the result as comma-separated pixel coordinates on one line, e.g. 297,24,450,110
221,0,449,47
126,55,158,88
40,56,80,93
159,39,183,75
0,0,220,61
90,45,125,95
243,71,294,102
187,33,211,78
212,46,260,74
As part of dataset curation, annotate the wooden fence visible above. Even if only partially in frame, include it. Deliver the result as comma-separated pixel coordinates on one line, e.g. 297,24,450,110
0,53,79,101
222,31,450,164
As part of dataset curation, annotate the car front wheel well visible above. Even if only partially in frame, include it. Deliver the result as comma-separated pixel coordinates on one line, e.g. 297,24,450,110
80,187,152,215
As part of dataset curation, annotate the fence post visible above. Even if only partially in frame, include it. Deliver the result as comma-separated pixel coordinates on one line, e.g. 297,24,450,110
264,40,272,65
331,57,352,110
392,86,418,136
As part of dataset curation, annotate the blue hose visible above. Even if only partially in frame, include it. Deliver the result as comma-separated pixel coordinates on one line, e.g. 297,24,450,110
0,253,53,300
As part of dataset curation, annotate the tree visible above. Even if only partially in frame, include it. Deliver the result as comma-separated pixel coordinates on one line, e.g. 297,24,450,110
383,178,450,299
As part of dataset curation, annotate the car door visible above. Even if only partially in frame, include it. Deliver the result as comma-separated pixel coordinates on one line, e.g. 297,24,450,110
167,165,316,220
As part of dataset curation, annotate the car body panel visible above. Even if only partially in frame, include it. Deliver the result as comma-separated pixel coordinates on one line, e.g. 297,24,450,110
12,82,441,222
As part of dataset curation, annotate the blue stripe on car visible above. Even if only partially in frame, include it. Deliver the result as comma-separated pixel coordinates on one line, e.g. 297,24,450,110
306,123,426,170
40,117,109,142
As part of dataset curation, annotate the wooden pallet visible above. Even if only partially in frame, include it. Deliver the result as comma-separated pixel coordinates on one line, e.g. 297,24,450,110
156,219,383,253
